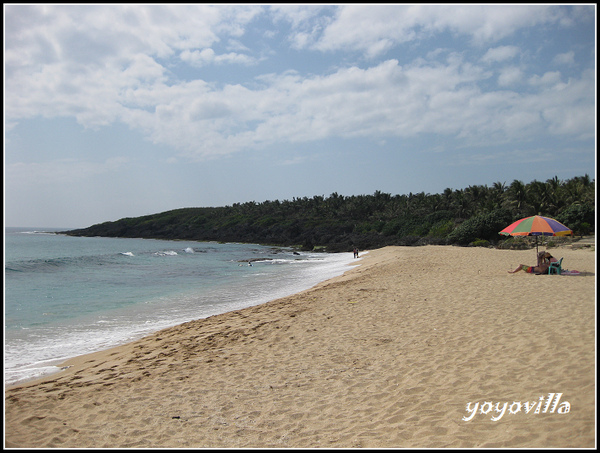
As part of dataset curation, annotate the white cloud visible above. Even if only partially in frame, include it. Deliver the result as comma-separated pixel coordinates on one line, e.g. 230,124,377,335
553,50,575,65
538,69,596,139
4,4,595,161
180,48,255,67
312,5,418,57
122,54,167,84
5,4,262,127
4,5,230,67
6,157,130,187
481,46,520,63
294,5,574,56
528,71,562,87
112,55,593,160
425,5,556,43
497,66,523,87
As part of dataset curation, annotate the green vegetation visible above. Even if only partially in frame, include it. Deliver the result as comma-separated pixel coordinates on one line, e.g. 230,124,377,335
64,175,594,252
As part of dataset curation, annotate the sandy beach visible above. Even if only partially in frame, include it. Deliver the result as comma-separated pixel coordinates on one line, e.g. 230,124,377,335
4,244,596,448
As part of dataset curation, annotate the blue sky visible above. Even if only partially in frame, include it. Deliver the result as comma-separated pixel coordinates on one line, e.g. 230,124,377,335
4,4,596,228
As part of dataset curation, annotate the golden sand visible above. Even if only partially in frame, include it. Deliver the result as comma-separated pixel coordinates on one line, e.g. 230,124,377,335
4,245,596,448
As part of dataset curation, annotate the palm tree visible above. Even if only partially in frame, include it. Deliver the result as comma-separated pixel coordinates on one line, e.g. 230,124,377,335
504,179,530,218
527,180,548,215
489,181,507,210
562,174,594,206
450,189,472,220
544,176,563,215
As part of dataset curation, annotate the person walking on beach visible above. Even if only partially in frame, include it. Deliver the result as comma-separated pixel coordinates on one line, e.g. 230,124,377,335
353,248,359,258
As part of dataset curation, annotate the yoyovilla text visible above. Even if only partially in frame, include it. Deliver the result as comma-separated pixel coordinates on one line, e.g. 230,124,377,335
462,393,570,422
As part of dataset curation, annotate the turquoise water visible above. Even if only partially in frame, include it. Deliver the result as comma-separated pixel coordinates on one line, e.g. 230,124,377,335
4,228,357,386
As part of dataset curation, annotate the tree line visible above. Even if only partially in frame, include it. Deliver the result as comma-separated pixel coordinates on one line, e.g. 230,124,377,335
64,175,595,252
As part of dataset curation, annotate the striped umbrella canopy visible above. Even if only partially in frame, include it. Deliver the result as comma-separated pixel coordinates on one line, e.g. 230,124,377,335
499,215,572,254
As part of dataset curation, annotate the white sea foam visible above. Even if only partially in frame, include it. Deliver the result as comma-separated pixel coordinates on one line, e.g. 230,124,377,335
154,250,178,256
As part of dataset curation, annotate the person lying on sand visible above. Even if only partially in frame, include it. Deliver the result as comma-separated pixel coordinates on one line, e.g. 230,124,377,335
509,251,556,274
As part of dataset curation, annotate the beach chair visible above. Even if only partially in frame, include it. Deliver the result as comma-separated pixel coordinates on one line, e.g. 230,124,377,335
548,257,563,275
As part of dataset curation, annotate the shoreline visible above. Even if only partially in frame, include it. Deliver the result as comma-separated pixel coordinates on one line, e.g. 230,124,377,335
5,255,366,392
5,245,596,448
4,251,364,391
5,244,358,388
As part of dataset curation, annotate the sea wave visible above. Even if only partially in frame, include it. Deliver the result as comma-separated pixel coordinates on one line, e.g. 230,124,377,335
154,250,178,256
5,248,192,273
5,256,89,273
5,253,124,274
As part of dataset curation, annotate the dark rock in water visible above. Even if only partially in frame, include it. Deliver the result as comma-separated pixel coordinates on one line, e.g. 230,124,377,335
237,258,273,263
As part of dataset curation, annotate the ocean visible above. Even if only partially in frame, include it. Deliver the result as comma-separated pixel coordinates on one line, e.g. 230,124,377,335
4,227,357,387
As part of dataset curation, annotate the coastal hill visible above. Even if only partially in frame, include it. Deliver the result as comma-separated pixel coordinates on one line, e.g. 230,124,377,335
64,176,594,252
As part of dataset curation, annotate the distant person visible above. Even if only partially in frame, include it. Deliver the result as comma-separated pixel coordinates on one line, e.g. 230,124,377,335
545,252,558,264
353,248,359,258
509,251,554,274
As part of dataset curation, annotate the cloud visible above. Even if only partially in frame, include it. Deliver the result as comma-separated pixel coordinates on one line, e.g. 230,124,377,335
4,5,595,162
528,71,562,87
538,69,595,139
6,157,130,187
309,5,419,57
114,55,593,160
553,50,575,65
4,5,229,67
481,46,520,64
5,4,261,127
122,54,168,84
291,5,576,56
180,48,255,67
497,66,523,87
423,5,561,43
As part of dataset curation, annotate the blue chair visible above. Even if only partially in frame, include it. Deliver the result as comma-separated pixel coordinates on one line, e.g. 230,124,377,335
548,257,563,275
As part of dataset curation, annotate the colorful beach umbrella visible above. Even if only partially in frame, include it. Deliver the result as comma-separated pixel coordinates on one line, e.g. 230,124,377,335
499,215,572,254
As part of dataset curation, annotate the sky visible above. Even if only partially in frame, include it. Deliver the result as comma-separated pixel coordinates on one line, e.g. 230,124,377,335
4,4,596,229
